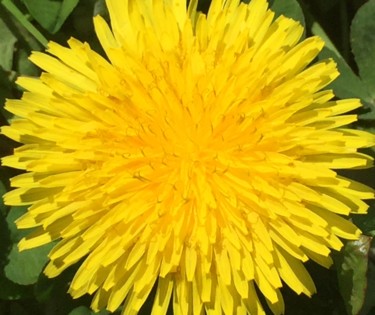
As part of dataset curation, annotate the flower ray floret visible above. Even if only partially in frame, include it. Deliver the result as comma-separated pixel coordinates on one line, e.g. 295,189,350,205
2,0,375,314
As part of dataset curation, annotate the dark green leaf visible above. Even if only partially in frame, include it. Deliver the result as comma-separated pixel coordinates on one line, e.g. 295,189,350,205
0,275,33,300
0,66,13,102
16,49,39,77
0,180,7,216
4,242,55,285
22,0,79,34
351,0,375,100
93,0,108,18
335,235,372,315
271,0,305,27
310,0,339,13
34,274,56,303
68,306,110,315
0,16,17,71
34,272,84,314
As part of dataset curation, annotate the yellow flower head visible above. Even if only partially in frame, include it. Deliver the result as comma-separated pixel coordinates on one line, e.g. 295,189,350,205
2,0,375,314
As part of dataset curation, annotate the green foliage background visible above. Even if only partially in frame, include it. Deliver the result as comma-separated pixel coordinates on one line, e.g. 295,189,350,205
0,0,375,314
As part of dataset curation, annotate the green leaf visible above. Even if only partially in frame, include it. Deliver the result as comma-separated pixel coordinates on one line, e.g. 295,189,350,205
270,0,305,27
351,0,375,100
68,306,110,315
6,206,30,243
21,0,79,34
53,0,80,33
68,306,93,315
353,201,375,236
1,205,33,303
2,0,48,47
4,242,55,285
312,22,371,102
0,16,17,71
319,47,371,102
0,199,11,272
335,235,372,315
360,243,375,315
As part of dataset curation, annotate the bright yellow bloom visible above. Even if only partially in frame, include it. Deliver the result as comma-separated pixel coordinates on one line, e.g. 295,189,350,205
2,0,375,314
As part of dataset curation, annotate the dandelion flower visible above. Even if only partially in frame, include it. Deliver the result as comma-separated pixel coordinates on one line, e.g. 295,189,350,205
2,0,375,314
